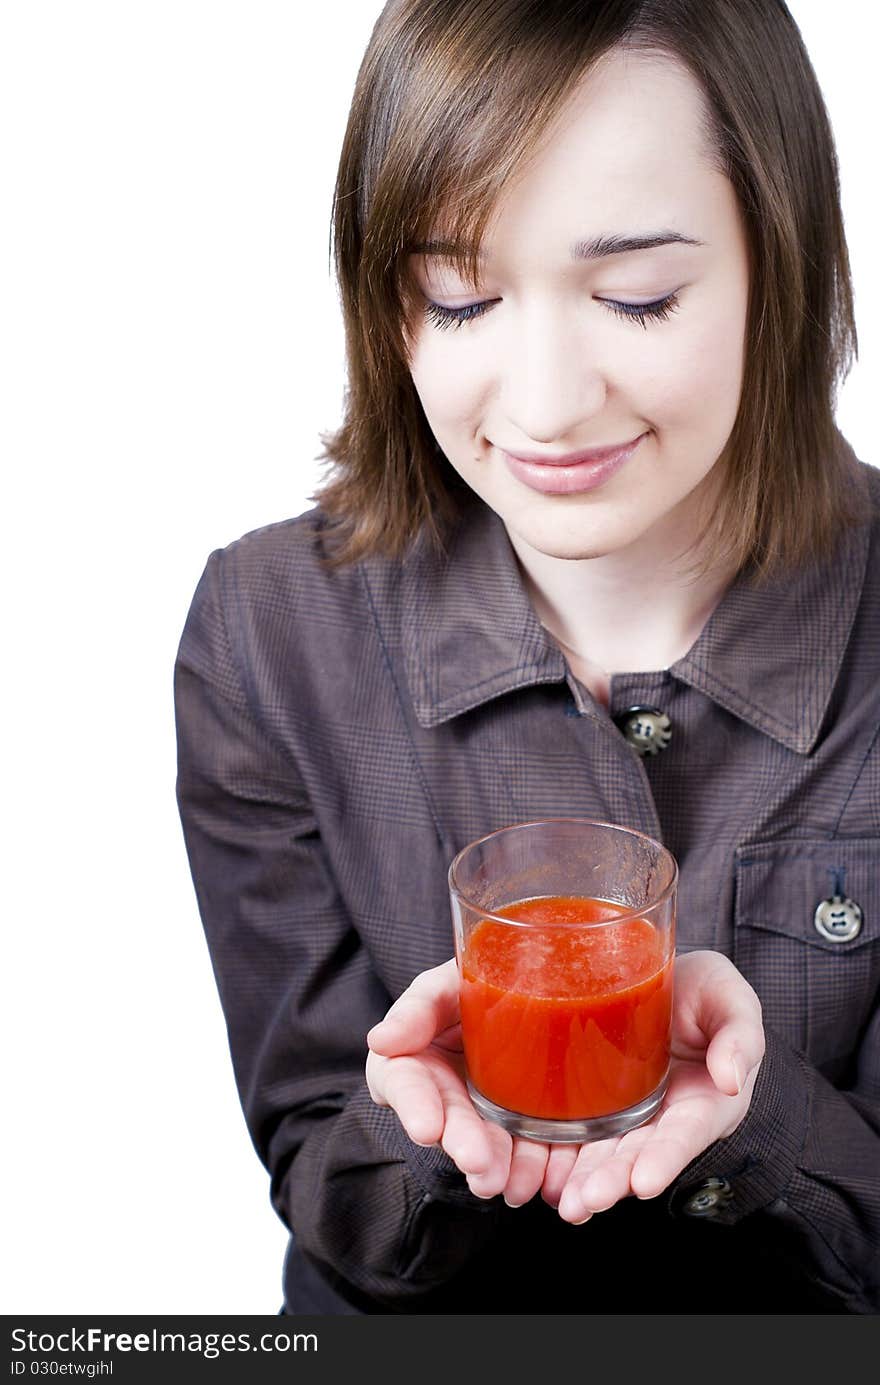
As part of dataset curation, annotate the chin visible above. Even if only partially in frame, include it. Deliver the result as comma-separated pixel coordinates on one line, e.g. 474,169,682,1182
508,515,639,563
544,542,626,562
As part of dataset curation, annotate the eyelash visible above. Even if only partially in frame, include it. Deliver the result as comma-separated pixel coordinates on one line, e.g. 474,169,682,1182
423,293,681,332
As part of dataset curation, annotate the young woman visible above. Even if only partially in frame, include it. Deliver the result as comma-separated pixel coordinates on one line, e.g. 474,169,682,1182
175,0,879,1314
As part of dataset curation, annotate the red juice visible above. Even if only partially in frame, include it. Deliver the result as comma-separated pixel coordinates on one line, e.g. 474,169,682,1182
459,894,673,1121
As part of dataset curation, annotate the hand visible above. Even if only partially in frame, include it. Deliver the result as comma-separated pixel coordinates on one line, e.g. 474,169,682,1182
366,960,552,1205
551,949,764,1224
365,950,764,1217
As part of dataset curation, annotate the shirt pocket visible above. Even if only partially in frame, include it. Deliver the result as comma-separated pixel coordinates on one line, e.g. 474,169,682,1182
733,839,880,1079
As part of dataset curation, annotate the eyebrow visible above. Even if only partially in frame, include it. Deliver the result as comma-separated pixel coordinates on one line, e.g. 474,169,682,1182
411,231,705,261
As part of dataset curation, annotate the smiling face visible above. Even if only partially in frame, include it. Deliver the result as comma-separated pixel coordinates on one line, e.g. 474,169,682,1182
405,47,751,565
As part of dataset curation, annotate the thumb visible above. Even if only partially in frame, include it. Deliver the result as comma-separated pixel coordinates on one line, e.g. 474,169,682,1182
705,1025,764,1098
679,952,764,1097
367,957,460,1057
673,952,764,1091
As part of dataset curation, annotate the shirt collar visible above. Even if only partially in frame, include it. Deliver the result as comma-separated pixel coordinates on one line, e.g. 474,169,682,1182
672,511,871,753
401,499,565,728
401,483,872,753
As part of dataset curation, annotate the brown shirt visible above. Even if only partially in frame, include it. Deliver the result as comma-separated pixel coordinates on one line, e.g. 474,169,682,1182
174,457,880,1314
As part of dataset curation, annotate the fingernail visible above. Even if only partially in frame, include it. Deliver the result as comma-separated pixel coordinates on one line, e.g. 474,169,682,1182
732,1053,746,1093
503,1196,525,1209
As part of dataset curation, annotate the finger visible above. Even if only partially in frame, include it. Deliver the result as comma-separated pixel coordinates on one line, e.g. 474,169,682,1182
540,1143,580,1209
558,1126,653,1222
502,1138,550,1208
439,1092,504,1177
367,959,460,1056
557,1134,620,1185
368,1052,446,1146
548,1135,619,1217
371,1042,508,1179
464,1120,515,1200
629,1097,724,1199
413,1053,514,1182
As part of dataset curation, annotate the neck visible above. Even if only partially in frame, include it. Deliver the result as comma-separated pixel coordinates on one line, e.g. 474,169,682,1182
507,495,737,688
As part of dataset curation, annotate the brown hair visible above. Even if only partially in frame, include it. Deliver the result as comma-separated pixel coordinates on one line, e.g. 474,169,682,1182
313,0,862,576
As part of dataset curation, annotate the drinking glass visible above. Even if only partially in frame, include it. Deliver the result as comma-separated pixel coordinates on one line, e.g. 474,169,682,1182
448,819,678,1143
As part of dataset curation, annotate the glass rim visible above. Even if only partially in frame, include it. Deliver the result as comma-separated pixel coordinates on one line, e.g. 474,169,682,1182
447,817,678,927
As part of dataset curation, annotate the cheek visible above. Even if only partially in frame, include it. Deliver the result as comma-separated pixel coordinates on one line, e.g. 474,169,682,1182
638,305,747,439
409,339,488,436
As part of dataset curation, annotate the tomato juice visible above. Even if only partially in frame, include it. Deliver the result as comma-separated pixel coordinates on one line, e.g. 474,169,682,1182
459,894,673,1121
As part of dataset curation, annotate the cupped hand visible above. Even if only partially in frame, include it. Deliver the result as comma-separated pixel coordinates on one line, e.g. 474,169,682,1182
365,959,552,1205
553,949,764,1224
365,949,764,1220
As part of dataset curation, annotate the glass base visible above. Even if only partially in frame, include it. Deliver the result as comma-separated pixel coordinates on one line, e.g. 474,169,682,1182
466,1072,668,1144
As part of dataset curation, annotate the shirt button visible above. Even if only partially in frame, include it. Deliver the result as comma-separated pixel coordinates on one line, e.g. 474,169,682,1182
681,1178,733,1219
615,705,672,756
813,894,863,943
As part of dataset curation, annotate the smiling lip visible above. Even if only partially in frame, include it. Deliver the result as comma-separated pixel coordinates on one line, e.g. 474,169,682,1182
500,433,648,495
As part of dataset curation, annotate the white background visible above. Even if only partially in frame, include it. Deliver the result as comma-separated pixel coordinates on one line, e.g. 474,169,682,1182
2,2,876,1314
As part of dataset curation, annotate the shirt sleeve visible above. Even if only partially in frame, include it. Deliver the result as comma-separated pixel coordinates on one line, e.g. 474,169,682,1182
173,550,500,1308
669,1019,880,1312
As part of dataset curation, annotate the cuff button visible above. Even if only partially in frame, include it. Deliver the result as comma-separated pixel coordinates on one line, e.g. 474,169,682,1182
681,1177,733,1219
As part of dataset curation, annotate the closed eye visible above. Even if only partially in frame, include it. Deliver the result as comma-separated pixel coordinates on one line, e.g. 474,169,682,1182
424,299,496,330
601,293,680,329
424,292,681,331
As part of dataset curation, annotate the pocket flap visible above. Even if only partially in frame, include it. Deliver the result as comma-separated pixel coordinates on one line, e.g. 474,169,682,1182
735,839,878,952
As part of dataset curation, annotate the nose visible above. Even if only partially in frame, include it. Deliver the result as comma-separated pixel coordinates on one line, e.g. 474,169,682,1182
499,300,607,444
